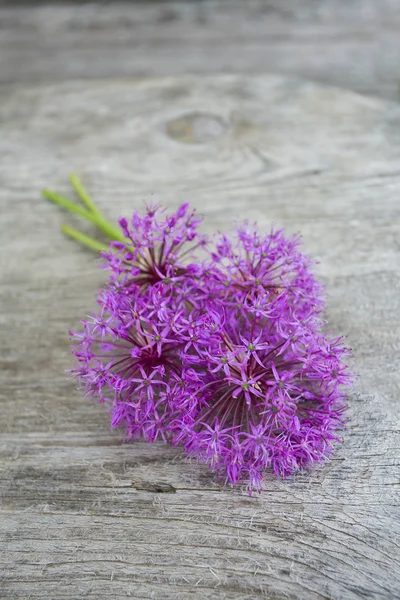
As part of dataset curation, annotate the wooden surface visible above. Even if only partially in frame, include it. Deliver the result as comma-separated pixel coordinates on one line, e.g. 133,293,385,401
1,0,400,101
1,75,400,599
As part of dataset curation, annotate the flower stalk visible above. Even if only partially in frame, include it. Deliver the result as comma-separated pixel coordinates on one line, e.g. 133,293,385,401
60,224,108,252
43,174,128,249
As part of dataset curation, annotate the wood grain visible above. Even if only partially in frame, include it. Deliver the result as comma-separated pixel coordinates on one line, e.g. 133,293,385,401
1,0,400,100
1,75,400,599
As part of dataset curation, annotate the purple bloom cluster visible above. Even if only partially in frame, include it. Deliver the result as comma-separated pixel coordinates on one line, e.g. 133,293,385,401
71,203,352,492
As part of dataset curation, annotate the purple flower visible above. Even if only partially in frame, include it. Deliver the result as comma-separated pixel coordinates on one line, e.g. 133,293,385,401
101,202,207,288
70,204,352,493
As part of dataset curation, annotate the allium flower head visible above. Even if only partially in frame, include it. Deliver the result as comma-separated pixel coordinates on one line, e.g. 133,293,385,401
71,204,352,493
102,202,207,289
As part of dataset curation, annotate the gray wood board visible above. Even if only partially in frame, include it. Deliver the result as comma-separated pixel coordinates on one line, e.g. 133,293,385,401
1,75,400,599
1,0,400,101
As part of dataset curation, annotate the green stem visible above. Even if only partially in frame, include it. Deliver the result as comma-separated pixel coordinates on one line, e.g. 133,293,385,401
61,225,107,252
43,189,95,221
69,173,102,217
43,188,127,243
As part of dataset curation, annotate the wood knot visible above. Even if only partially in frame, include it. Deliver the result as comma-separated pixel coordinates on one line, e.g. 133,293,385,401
165,112,227,144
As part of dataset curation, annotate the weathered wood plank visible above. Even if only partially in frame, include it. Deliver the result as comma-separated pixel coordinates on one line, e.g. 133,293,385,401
0,0,400,100
1,75,400,599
